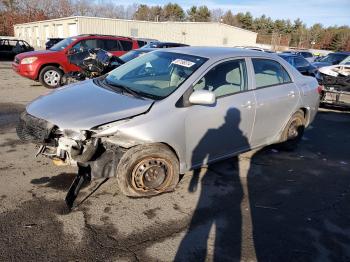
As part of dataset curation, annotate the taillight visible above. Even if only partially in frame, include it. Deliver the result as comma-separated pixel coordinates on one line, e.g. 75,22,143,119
317,85,323,94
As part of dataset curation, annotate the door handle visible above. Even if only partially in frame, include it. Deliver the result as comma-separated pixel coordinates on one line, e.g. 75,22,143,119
288,91,295,97
241,100,255,108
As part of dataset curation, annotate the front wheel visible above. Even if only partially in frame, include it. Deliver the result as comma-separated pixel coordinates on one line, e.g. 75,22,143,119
279,110,305,151
39,66,63,88
116,144,180,197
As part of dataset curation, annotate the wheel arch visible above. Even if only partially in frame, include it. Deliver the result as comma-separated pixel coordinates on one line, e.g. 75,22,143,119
36,63,64,80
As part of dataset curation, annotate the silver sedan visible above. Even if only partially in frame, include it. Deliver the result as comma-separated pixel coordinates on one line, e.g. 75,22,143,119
17,47,320,202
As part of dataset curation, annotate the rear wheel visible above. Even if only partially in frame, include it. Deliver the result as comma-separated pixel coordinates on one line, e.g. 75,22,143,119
39,66,63,88
116,144,179,197
280,110,305,151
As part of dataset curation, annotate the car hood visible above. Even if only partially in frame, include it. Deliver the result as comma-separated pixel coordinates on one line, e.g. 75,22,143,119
16,49,58,59
312,62,331,69
26,80,154,130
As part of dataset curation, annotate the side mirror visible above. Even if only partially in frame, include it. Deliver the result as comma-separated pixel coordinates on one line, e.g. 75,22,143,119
189,90,216,105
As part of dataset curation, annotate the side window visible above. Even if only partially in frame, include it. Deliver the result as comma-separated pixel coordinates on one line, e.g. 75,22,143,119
252,59,291,88
73,39,98,50
193,59,247,98
137,40,146,47
102,40,122,51
295,57,309,67
119,40,133,51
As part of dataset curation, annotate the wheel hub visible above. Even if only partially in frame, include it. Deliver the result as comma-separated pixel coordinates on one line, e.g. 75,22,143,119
288,120,301,139
44,70,60,86
132,158,170,191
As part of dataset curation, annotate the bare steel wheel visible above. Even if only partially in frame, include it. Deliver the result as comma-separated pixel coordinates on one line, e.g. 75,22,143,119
132,158,172,192
280,110,305,151
39,66,63,89
116,144,180,197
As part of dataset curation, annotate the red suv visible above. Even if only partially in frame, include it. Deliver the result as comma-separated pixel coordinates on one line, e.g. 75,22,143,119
13,34,139,88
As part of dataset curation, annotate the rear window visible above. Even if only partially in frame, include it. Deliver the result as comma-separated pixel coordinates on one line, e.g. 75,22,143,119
252,58,292,88
119,40,133,51
294,56,310,67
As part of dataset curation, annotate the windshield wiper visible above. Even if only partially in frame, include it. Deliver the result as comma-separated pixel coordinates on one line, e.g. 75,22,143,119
104,79,144,99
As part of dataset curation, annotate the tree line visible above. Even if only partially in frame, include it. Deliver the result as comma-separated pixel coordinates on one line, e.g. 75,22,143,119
1,0,349,51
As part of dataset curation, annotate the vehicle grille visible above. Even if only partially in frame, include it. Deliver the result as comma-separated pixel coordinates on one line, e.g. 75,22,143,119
14,57,20,64
16,111,55,144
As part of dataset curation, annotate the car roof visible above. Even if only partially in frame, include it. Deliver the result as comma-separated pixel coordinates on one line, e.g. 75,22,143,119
278,53,300,58
332,51,350,55
161,46,276,59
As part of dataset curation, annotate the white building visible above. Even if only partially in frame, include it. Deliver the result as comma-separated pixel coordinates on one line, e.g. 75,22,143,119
14,16,257,49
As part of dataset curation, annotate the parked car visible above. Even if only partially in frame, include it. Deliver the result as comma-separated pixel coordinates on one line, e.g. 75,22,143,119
12,34,140,88
141,41,189,48
278,53,317,76
16,47,320,208
312,52,350,69
45,38,64,50
119,48,156,63
283,50,315,62
0,39,33,59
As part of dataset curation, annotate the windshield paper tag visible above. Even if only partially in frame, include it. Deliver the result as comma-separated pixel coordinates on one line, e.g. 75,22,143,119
172,59,195,68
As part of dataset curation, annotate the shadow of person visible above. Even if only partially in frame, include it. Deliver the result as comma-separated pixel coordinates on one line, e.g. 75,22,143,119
175,108,250,261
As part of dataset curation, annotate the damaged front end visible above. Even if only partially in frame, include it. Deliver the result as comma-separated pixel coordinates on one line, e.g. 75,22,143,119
16,111,126,209
317,65,350,107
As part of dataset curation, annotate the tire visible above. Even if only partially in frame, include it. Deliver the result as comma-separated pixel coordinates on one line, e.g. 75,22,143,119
39,66,63,89
116,143,180,197
279,110,305,151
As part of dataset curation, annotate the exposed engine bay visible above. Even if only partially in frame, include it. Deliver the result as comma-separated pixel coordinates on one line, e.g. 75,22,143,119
317,65,350,107
16,111,129,209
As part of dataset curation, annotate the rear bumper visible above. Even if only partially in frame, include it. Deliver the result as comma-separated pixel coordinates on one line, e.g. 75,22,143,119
320,89,350,108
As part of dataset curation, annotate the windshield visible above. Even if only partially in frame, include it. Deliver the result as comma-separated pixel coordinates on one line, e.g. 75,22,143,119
50,37,75,51
319,53,348,64
105,51,207,99
340,56,350,65
119,50,152,63
141,42,160,48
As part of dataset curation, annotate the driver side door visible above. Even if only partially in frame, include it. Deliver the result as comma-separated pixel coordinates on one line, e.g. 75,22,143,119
184,58,255,168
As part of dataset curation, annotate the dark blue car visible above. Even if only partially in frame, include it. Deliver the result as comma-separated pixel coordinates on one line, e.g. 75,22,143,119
312,52,350,69
278,53,317,76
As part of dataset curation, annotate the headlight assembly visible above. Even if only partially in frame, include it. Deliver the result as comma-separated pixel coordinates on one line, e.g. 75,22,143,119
21,57,38,64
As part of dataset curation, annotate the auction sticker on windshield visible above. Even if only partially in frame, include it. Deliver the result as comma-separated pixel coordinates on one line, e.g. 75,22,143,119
171,59,196,68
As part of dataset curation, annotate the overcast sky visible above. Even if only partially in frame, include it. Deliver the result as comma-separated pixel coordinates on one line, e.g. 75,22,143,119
117,0,350,27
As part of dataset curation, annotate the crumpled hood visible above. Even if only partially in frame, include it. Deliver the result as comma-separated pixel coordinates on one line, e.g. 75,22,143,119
26,80,153,130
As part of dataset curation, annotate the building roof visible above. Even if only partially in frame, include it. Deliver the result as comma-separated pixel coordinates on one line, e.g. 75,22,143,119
14,16,257,35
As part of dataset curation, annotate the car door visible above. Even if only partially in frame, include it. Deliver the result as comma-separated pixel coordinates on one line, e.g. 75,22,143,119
250,58,299,147
184,58,255,167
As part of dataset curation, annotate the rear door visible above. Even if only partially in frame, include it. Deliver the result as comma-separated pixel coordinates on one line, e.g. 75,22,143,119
250,58,299,147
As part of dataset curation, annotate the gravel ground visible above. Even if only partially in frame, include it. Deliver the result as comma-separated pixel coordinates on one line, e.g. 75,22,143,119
0,60,350,261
